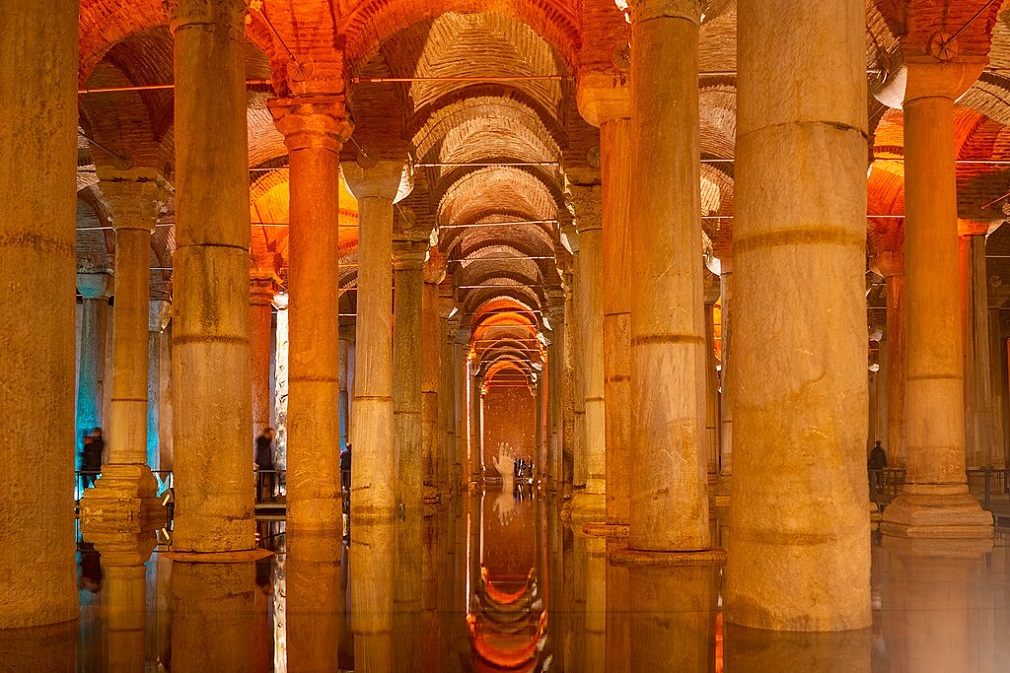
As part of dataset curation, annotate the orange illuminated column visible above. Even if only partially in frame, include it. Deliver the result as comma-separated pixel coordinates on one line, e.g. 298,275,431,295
170,0,256,554
441,280,461,489
874,243,907,469
728,0,871,629
0,0,77,629
269,97,352,534
570,185,606,520
81,177,168,531
547,287,568,490
249,275,275,439
881,61,993,539
627,0,709,551
469,363,484,485
421,251,448,500
392,236,426,508
343,159,408,524
577,0,633,533
959,221,997,469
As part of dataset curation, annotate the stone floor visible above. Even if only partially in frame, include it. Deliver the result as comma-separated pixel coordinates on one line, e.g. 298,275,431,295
5,489,1010,671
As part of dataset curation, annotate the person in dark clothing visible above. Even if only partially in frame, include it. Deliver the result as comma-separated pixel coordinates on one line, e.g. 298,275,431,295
255,428,276,502
81,428,104,488
868,440,887,497
340,444,352,492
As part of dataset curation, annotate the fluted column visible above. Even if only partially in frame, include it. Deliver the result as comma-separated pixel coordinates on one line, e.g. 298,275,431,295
577,83,633,527
77,273,112,463
170,0,255,553
343,159,407,523
270,97,353,533
393,241,425,506
571,185,606,519
627,0,708,551
728,0,870,629
81,178,166,529
881,61,993,539
249,276,275,440
0,0,77,629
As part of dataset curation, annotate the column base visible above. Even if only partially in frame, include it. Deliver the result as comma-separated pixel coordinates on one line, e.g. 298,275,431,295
881,486,993,539
610,547,727,568
583,521,630,538
79,463,166,533
570,490,606,524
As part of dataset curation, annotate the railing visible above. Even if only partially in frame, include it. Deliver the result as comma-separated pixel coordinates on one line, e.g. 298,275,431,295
870,467,1010,515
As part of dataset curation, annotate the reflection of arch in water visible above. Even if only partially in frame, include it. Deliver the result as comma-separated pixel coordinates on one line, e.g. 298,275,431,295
467,491,550,671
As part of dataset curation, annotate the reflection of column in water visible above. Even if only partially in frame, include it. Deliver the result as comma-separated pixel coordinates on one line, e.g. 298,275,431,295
605,539,631,673
0,621,77,672
90,532,156,673
560,525,584,671
881,538,992,673
624,564,720,672
286,533,344,672
420,510,442,673
351,521,396,673
171,561,257,673
584,534,607,673
726,623,870,673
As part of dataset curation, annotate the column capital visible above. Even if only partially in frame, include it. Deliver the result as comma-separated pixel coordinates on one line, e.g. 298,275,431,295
876,57,988,109
149,299,172,333
272,293,289,311
249,274,278,306
629,0,703,24
425,250,448,285
100,176,169,234
342,158,413,201
576,77,630,127
77,272,113,299
268,96,353,153
392,241,428,271
170,0,246,34
569,184,603,234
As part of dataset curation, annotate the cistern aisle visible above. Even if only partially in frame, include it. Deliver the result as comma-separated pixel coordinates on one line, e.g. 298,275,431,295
5,491,1010,672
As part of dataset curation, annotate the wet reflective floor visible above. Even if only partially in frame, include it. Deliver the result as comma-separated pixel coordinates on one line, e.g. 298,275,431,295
5,488,1010,672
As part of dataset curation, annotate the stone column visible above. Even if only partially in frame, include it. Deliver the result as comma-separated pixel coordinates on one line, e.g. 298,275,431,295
438,281,456,492
718,266,733,481
392,241,425,506
0,0,77,630
93,533,156,673
548,288,568,490
627,0,708,551
728,0,871,629
577,85,632,527
571,186,606,519
170,0,255,554
147,300,171,472
960,228,997,468
704,286,721,480
881,259,907,468
249,276,275,440
77,273,112,461
880,61,993,539
339,334,351,450
81,178,166,530
286,534,344,672
469,364,484,485
270,98,353,533
343,159,407,523
351,522,396,673
421,251,446,502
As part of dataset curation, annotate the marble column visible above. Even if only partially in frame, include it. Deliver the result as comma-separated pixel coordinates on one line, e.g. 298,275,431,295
627,0,708,551
81,178,166,529
170,0,255,553
880,61,993,539
339,335,351,450
549,288,568,490
249,275,275,440
880,257,907,468
728,0,871,629
0,0,77,629
420,249,446,502
577,85,632,527
393,242,425,506
960,229,997,469
270,98,352,533
343,159,406,523
438,282,456,492
77,273,112,461
147,299,171,471
571,186,606,519
718,266,733,481
469,365,484,485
